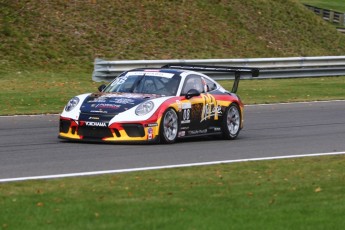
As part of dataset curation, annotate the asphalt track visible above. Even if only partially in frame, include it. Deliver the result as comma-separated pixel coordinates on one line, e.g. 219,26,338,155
1,101,345,182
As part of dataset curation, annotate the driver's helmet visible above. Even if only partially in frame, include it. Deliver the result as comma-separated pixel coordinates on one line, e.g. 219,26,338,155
186,77,203,93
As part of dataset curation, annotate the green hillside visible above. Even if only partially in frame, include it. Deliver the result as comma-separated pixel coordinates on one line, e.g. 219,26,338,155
1,0,345,73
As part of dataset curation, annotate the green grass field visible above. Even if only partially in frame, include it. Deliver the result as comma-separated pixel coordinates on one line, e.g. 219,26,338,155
1,154,345,229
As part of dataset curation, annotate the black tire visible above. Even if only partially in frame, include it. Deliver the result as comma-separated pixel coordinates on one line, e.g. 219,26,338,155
221,103,241,140
159,108,179,144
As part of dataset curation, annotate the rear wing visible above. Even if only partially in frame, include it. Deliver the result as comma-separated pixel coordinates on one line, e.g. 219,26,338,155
161,64,259,93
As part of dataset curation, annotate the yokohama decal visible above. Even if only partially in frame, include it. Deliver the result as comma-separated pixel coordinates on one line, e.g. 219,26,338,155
85,122,107,127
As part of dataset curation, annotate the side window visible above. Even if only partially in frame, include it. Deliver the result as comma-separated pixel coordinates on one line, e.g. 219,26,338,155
203,77,218,92
181,75,204,95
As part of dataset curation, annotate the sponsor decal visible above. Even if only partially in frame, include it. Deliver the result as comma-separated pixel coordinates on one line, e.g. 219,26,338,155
88,116,100,120
176,100,191,111
200,94,222,122
201,104,222,122
95,103,120,110
111,75,129,86
115,93,146,98
178,131,186,137
148,127,153,140
177,100,192,124
89,99,107,103
99,93,143,99
188,129,207,135
90,110,108,114
85,122,107,127
182,102,191,109
144,69,160,72
146,123,158,127
126,71,174,78
111,98,135,104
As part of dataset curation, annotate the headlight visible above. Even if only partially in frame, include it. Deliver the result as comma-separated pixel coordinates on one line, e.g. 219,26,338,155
65,97,80,112
135,101,154,116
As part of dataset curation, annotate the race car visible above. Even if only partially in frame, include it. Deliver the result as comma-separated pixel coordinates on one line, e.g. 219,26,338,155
59,64,259,144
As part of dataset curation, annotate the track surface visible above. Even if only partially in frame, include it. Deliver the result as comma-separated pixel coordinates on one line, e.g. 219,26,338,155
1,101,345,181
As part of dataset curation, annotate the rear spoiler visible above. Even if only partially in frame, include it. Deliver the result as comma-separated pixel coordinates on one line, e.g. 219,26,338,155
161,64,259,93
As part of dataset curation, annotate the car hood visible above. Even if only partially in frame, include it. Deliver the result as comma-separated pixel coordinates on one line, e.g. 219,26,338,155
79,92,160,115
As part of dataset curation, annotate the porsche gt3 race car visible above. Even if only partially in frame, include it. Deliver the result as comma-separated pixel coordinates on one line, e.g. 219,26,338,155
59,64,259,144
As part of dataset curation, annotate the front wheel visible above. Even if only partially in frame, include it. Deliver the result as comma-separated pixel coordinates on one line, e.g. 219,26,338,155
159,108,179,144
221,104,241,140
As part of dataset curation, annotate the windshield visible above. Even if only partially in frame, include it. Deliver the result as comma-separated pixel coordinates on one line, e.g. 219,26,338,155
103,71,181,96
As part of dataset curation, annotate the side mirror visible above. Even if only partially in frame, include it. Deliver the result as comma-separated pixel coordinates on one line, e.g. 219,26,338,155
185,89,200,99
98,84,106,92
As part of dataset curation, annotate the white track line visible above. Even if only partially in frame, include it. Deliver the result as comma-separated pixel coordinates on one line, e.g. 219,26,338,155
1,151,344,183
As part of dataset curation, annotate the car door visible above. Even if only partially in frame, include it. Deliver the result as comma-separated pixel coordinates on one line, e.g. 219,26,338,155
179,74,213,135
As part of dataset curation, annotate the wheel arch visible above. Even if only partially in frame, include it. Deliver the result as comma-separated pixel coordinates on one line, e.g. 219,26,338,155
156,105,179,133
221,101,243,130
221,102,243,140
158,106,180,144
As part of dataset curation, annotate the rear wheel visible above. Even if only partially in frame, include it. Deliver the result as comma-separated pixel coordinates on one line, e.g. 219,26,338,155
222,103,241,140
160,108,179,144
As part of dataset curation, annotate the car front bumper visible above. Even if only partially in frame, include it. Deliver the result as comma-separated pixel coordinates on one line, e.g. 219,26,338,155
59,117,160,143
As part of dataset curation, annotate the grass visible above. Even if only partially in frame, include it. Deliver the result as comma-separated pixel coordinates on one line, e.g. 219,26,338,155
301,0,345,12
0,71,97,115
0,154,344,229
2,0,345,73
224,76,345,104
300,0,345,29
